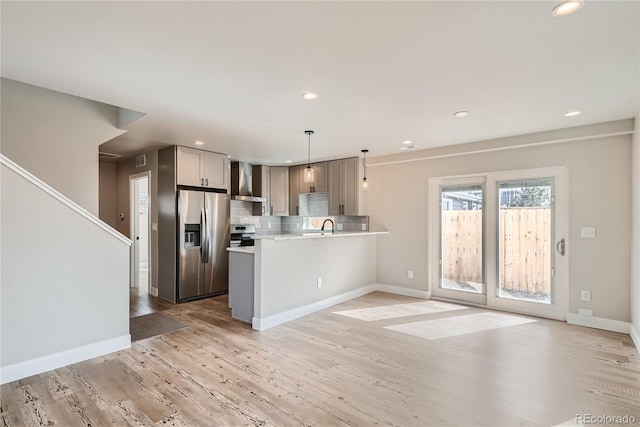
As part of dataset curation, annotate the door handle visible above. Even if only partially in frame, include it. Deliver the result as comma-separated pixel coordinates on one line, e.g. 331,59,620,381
200,208,208,263
205,178,209,186
556,238,566,256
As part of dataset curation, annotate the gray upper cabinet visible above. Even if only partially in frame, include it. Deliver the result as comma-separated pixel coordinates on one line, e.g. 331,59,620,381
298,162,328,194
289,165,302,216
176,146,229,190
329,157,360,216
269,166,289,216
252,165,270,216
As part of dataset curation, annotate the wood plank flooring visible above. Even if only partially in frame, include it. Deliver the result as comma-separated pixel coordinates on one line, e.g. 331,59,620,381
3,292,640,426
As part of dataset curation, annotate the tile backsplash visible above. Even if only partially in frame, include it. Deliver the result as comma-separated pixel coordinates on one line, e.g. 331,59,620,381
230,200,368,235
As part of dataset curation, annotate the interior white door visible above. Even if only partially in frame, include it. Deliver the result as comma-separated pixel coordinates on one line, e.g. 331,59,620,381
130,173,150,293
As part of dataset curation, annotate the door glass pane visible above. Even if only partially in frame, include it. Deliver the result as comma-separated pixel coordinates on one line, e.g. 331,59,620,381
440,184,484,293
498,178,553,304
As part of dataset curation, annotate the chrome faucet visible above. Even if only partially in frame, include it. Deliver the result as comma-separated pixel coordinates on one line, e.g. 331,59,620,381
321,218,335,234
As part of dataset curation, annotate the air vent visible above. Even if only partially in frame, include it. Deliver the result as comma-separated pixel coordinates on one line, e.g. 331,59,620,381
99,152,122,160
135,154,146,168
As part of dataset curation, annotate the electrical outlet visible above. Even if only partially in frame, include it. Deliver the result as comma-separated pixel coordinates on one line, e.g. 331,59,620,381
151,223,158,232
579,308,593,317
317,278,322,288
362,224,367,231
268,222,272,229
581,290,591,301
408,270,414,279
580,227,596,238
337,223,343,231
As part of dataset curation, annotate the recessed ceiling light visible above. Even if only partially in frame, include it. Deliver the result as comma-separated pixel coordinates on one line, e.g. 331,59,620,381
402,140,413,145
285,160,292,164
564,111,581,117
552,0,584,17
453,111,469,118
302,92,318,100
397,145,417,150
194,140,204,146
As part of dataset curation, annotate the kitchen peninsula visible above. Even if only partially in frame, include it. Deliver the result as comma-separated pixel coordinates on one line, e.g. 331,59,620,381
228,230,388,330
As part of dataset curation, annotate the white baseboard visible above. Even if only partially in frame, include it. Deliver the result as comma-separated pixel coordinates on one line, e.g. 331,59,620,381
0,334,131,385
253,285,378,331
149,287,159,297
375,284,430,300
252,283,429,331
566,313,631,334
631,324,640,353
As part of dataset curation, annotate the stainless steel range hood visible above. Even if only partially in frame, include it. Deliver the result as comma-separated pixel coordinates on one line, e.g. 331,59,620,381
230,161,266,202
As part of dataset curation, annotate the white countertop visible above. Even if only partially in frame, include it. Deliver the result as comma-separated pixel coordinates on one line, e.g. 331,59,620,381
226,246,255,254
253,230,389,241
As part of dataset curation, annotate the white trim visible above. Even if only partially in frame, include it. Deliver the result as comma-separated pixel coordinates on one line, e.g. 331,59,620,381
149,287,159,297
0,154,131,246
631,324,640,353
370,130,633,167
253,285,377,331
252,283,429,331
376,284,430,299
566,313,631,334
0,335,131,385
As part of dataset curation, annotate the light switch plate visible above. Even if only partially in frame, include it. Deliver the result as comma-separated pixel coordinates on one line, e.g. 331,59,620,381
362,224,367,231
580,227,596,238
151,223,158,232
581,290,591,301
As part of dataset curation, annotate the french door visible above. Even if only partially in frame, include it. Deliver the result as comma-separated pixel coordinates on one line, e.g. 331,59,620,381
430,167,568,320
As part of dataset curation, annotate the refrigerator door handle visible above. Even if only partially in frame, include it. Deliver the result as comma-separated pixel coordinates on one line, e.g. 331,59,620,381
200,208,208,263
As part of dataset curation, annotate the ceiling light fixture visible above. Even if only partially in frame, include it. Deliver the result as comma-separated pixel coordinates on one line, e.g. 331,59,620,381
564,111,581,117
397,145,417,150
285,160,292,164
303,130,315,183
552,0,585,17
194,140,204,146
361,149,369,189
402,140,413,145
302,92,318,100
453,111,469,118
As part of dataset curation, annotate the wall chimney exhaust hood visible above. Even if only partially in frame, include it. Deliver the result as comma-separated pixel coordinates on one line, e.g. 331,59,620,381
231,161,266,202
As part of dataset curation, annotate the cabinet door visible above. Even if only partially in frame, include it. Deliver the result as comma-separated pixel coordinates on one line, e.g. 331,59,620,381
297,165,313,194
269,166,289,216
176,147,203,187
341,157,359,216
203,152,228,190
328,160,342,215
313,162,329,193
253,165,270,216
289,166,301,215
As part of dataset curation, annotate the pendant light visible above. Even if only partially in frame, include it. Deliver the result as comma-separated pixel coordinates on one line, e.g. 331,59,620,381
304,130,315,183
361,149,369,189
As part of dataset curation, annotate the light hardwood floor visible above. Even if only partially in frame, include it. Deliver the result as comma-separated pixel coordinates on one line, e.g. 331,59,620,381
2,292,639,426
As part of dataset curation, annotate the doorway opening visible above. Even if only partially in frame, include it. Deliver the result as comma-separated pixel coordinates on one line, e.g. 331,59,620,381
130,172,150,295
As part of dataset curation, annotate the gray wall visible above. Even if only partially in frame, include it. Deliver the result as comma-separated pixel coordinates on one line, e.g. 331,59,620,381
1,158,130,380
99,161,118,228
367,120,633,323
632,120,640,343
0,78,124,215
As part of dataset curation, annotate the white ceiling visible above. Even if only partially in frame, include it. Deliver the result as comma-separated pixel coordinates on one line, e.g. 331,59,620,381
2,1,638,165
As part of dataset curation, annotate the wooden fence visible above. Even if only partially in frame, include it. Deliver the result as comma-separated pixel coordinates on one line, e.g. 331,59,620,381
442,209,551,294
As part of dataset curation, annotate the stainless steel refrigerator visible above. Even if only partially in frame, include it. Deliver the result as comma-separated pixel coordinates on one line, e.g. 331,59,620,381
177,189,230,302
